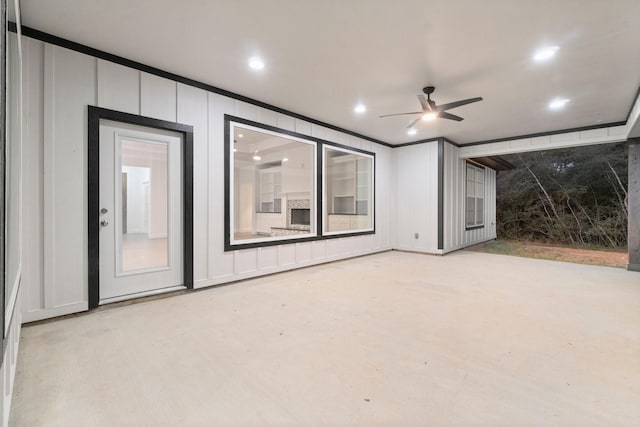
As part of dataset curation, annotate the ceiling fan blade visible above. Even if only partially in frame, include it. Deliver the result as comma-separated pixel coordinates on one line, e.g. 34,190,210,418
407,116,422,129
379,112,422,118
438,112,464,121
436,97,483,112
417,95,431,111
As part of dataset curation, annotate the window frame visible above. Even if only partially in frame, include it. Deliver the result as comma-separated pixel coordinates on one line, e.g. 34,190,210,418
465,162,485,230
224,115,375,251
322,145,375,236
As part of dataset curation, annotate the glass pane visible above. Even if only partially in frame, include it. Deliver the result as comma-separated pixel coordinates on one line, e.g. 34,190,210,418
232,125,316,242
466,165,474,182
120,139,169,272
466,179,474,197
476,198,485,224
465,197,475,226
325,147,373,233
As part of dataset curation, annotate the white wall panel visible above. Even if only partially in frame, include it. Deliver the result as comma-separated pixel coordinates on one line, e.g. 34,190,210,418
234,100,259,121
347,135,360,149
294,119,311,135
311,123,327,139
234,249,258,275
21,37,44,317
257,108,277,127
312,240,327,260
394,142,439,253
276,114,295,132
295,242,313,263
141,72,176,122
97,60,139,114
443,142,497,253
207,92,235,281
177,83,208,283
278,245,296,267
325,238,341,256
258,247,278,271
47,45,96,307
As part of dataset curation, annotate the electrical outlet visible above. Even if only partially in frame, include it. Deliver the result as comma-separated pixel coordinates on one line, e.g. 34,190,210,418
414,233,419,239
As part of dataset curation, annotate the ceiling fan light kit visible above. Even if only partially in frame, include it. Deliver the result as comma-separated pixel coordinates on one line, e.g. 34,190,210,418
380,86,483,129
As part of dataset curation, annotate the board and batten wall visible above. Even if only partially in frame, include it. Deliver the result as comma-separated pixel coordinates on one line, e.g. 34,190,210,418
394,142,440,253
393,141,497,255
443,141,497,253
20,37,394,322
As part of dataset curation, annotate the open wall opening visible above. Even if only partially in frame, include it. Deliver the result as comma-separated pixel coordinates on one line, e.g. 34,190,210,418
479,142,630,268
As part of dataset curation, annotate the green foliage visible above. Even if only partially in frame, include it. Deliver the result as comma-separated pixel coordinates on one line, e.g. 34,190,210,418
496,143,628,248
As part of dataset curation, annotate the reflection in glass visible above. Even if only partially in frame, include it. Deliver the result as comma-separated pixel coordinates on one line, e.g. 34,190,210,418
232,125,316,242
120,139,169,271
324,147,373,233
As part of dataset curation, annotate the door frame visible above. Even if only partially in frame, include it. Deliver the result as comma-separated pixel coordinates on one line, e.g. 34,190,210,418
88,106,193,309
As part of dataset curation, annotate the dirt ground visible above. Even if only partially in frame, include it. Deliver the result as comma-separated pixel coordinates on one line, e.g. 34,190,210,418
467,240,628,268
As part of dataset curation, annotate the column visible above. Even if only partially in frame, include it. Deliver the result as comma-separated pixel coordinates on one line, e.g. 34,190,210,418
628,139,640,271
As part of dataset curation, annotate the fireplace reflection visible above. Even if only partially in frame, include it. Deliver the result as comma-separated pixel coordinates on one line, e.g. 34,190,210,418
291,208,310,226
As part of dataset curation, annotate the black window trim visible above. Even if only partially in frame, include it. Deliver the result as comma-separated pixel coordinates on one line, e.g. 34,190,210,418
465,161,486,231
224,115,375,251
322,144,375,237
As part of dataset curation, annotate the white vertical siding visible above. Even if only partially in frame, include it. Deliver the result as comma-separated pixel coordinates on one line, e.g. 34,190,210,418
394,142,439,253
97,60,140,114
21,39,394,322
44,44,95,313
176,83,209,284
443,142,497,253
22,36,44,322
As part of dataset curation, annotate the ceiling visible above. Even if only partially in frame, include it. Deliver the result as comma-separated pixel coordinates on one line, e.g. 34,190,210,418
19,0,640,145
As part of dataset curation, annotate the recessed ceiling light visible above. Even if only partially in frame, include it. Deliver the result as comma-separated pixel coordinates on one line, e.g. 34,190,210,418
422,112,437,121
238,133,244,138
533,46,559,62
282,157,288,162
354,103,366,114
233,148,237,152
248,57,265,70
407,128,417,136
548,98,570,110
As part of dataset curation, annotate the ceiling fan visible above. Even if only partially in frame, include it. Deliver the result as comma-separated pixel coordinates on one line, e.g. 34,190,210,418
380,86,483,128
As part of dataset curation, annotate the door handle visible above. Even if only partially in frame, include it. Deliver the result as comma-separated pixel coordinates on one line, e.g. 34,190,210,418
100,220,109,227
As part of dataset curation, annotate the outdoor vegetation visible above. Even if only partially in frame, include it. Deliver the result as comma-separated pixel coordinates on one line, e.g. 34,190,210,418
496,143,628,249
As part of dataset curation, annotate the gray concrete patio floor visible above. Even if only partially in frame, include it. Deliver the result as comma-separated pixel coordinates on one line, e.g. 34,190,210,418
10,250,640,426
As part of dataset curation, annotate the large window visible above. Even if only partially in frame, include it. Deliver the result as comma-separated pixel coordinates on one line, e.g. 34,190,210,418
225,116,375,250
228,120,317,246
465,163,485,228
323,146,374,234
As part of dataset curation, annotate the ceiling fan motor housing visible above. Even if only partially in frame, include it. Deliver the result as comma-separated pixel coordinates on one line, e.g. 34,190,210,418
423,86,435,95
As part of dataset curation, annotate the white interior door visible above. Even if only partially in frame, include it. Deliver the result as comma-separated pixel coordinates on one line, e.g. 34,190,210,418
99,120,183,303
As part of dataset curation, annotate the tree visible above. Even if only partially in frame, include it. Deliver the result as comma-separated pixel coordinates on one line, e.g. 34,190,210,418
496,143,628,248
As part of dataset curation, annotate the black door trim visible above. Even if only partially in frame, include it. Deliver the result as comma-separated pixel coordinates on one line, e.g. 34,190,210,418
87,106,194,309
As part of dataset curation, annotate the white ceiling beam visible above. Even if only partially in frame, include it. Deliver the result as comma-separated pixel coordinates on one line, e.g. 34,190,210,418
458,88,640,158
458,125,628,158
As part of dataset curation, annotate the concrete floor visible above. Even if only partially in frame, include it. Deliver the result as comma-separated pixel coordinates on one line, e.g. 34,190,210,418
10,250,640,426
